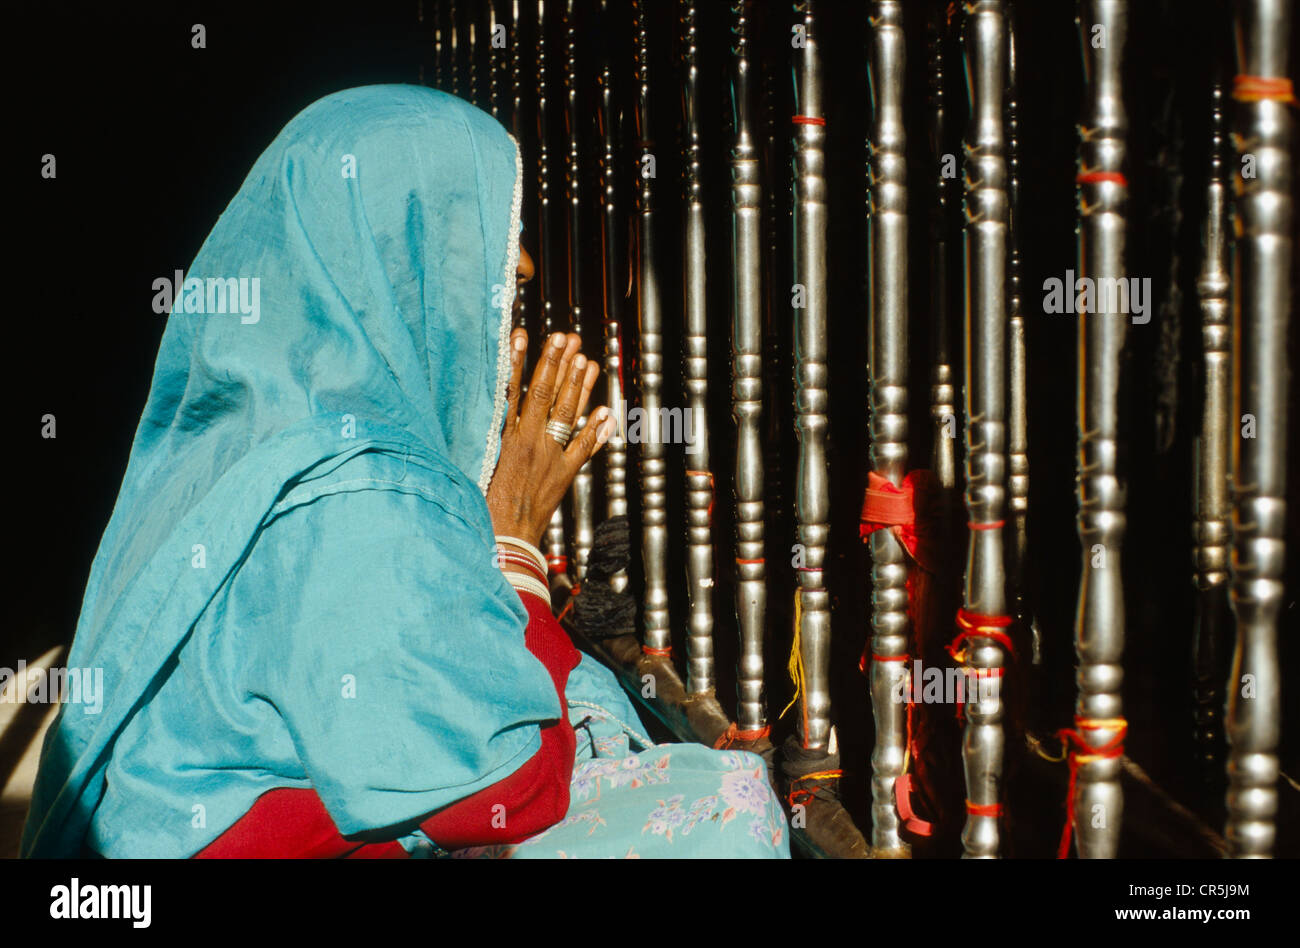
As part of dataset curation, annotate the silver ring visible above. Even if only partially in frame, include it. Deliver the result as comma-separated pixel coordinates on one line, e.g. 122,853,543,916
545,419,572,446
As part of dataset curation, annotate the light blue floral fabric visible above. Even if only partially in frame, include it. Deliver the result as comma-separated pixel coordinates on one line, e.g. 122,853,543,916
450,655,791,859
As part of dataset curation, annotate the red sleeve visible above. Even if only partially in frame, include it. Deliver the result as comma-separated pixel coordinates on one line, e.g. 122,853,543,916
413,590,579,847
195,589,580,858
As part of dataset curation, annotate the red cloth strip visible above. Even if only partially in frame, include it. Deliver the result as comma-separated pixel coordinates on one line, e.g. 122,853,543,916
894,774,933,837
860,470,941,572
1076,171,1128,187
545,554,569,575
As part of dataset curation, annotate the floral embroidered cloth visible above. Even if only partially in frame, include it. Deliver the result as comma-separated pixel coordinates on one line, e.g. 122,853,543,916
450,654,791,859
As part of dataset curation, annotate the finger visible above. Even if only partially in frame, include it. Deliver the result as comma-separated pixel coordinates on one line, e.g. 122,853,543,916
565,405,612,474
550,353,588,428
572,360,601,422
550,333,581,411
521,332,568,429
504,328,528,424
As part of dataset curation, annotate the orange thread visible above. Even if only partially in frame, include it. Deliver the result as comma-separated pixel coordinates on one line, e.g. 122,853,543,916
948,609,1016,662
713,722,771,750
556,581,581,623
1232,75,1296,104
686,470,715,521
641,644,672,657
1056,717,1128,858
967,519,1005,531
965,800,1003,818
792,115,826,126
786,769,842,809
1076,170,1128,187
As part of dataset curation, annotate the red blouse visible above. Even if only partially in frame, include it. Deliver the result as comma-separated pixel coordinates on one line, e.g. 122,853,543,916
194,589,580,858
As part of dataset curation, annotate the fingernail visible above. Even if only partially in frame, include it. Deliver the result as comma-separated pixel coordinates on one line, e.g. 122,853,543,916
551,333,565,348
574,354,587,372
599,417,616,442
512,334,526,352
593,406,610,422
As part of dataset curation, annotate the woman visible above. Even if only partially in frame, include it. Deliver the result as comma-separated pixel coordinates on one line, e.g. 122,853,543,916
22,85,788,858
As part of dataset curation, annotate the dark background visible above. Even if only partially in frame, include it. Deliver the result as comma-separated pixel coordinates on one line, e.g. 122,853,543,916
10,0,1298,857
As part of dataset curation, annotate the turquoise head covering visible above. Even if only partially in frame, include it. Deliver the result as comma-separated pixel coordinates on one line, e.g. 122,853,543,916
23,85,562,856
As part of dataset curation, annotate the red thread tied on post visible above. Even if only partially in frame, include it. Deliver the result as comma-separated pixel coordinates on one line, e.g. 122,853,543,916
1056,717,1127,858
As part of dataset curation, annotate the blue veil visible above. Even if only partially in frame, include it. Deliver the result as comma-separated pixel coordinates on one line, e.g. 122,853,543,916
23,85,563,856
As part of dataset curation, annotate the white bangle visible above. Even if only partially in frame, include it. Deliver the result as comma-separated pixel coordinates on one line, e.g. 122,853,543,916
504,569,551,607
494,535,547,577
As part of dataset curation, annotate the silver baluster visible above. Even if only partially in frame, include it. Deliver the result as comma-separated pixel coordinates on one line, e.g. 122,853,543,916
597,1,628,593
792,0,832,752
681,0,715,695
563,0,595,580
510,0,524,138
633,0,670,656
1006,8,1031,637
959,0,1009,860
1069,0,1129,859
449,0,461,97
433,1,445,90
730,0,768,735
1192,81,1231,777
1225,0,1292,859
928,3,958,492
468,16,479,108
865,0,911,858
537,0,569,582
487,1,500,119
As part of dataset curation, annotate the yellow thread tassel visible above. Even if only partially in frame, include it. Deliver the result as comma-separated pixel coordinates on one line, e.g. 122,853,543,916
780,589,805,719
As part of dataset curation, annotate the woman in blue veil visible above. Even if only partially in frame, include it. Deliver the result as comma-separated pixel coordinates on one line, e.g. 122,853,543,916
23,85,788,859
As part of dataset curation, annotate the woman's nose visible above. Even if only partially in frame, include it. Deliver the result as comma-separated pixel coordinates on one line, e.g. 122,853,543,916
517,245,535,284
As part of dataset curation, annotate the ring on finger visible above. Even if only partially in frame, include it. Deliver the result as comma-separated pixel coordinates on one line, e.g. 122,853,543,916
545,419,573,446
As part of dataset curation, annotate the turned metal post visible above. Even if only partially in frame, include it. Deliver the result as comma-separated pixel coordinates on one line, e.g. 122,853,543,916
792,0,832,751
449,0,461,97
730,0,769,734
865,0,911,856
597,0,628,594
1192,81,1232,776
1006,9,1030,632
1225,0,1292,859
959,0,1009,860
536,0,569,580
563,0,595,579
681,0,716,693
1070,0,1129,859
634,0,671,655
928,4,959,491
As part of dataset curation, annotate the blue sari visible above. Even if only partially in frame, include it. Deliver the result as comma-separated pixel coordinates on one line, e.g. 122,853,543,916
22,85,787,859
